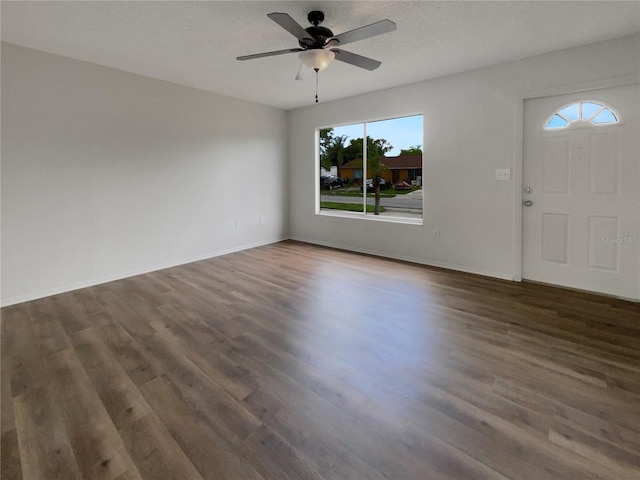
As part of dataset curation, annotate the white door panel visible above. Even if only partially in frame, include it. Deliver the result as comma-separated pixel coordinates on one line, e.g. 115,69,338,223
522,85,639,300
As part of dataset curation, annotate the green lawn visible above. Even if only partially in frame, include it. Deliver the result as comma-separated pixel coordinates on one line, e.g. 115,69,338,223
322,186,421,198
320,202,385,213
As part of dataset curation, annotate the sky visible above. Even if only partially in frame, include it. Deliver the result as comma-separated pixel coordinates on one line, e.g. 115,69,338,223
329,114,423,156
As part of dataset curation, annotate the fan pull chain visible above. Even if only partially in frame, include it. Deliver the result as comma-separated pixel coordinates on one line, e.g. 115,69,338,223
314,68,319,103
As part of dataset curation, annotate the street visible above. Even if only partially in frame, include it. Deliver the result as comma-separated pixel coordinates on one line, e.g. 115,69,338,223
320,189,423,215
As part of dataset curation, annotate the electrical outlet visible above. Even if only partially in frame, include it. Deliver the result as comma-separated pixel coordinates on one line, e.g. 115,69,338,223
495,168,511,181
434,229,440,239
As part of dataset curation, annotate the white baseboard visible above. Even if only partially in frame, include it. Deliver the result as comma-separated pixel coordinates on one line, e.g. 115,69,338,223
1,237,288,307
290,236,516,282
2,235,516,307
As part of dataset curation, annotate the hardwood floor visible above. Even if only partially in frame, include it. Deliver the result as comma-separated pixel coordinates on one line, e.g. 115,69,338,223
2,240,639,480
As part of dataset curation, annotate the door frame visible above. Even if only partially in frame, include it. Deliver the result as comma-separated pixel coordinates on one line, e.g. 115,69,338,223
512,73,639,284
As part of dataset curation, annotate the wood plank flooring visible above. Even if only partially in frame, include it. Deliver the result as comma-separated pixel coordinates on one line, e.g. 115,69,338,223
2,240,639,479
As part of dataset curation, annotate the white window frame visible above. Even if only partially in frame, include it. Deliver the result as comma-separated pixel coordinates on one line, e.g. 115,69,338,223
316,114,424,226
544,101,621,130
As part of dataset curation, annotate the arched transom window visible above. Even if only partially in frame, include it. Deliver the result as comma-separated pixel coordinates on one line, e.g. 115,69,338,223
545,101,619,129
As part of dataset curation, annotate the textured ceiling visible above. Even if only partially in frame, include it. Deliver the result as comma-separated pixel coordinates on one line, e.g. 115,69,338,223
2,1,639,110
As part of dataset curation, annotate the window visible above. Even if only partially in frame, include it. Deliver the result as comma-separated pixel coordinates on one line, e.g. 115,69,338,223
545,102,619,129
318,114,423,223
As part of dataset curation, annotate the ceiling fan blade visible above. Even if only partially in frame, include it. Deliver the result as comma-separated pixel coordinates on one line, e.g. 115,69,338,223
332,19,396,46
267,12,314,42
331,49,382,71
237,48,303,61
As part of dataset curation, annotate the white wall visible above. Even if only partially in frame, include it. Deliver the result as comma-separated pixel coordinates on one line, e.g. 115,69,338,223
1,43,288,305
288,34,640,280
3,35,638,306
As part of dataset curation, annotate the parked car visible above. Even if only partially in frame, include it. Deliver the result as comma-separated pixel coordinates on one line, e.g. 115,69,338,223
361,178,391,192
320,175,345,189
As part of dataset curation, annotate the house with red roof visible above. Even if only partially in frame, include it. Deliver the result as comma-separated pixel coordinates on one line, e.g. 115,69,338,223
340,154,422,185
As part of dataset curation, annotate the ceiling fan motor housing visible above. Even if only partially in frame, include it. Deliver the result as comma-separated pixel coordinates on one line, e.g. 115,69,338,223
298,11,334,49
300,26,334,48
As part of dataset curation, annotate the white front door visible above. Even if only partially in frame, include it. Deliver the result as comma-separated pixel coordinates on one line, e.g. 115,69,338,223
522,85,640,300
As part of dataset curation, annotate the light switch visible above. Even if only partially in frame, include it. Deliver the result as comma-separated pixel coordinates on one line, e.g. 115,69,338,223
495,168,511,181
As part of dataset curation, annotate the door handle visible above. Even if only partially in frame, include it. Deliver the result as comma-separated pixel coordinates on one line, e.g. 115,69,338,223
523,200,533,207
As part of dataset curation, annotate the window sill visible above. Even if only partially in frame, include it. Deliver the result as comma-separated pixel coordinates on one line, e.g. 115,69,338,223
317,209,423,226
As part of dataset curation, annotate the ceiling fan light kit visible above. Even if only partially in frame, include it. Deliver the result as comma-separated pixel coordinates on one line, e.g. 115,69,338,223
298,49,335,71
237,10,396,103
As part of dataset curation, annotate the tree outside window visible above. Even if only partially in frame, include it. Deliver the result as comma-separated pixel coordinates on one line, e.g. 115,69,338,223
318,115,423,221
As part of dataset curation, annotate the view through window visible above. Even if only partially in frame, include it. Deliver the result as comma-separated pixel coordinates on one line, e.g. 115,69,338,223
318,114,423,221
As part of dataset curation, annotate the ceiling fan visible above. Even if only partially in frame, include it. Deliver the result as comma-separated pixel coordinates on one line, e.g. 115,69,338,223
237,11,396,101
